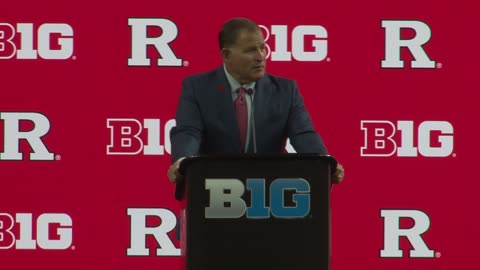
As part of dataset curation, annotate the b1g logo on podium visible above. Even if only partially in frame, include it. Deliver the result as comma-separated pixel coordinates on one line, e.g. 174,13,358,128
205,178,310,219
0,23,74,60
0,213,73,250
107,118,175,155
361,120,454,157
0,112,55,161
259,25,328,62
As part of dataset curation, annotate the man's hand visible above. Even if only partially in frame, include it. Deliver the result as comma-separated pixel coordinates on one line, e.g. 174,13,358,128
332,163,345,184
167,159,183,183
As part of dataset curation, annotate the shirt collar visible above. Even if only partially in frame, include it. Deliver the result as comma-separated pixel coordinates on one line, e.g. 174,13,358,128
223,65,256,94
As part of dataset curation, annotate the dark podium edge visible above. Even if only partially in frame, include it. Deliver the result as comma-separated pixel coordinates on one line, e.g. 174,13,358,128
176,153,337,270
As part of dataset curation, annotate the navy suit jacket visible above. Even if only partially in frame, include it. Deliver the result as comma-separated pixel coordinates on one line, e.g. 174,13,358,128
170,66,328,162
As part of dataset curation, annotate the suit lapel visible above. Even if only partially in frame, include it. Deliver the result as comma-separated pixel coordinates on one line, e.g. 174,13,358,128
213,67,242,152
253,75,273,152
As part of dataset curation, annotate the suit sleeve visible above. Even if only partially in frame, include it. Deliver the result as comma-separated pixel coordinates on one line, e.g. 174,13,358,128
170,77,204,162
287,81,329,155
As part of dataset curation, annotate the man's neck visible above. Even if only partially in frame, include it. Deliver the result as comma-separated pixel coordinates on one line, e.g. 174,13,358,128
224,65,250,85
223,65,256,92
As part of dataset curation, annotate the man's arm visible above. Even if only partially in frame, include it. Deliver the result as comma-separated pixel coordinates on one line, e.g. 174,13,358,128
286,81,344,183
169,78,204,183
287,81,328,155
170,77,204,162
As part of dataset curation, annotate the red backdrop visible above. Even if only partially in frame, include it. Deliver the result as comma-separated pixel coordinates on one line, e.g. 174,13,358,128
1,0,478,269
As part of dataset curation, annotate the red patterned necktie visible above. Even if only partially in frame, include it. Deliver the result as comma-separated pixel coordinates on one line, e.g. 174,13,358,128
235,87,248,151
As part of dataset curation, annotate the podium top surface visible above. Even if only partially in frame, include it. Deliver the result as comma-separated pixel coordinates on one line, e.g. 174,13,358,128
179,153,337,175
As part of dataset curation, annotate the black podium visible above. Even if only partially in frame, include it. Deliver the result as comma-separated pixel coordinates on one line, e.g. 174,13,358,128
176,154,336,270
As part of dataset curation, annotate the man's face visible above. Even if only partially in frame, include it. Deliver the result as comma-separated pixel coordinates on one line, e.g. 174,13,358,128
223,29,266,84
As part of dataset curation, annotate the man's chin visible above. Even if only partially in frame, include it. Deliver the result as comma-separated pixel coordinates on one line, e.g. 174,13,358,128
251,71,265,81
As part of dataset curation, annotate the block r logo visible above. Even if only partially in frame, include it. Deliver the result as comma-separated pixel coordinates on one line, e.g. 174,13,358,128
0,112,55,161
128,18,183,67
127,208,179,256
381,209,434,258
382,20,436,68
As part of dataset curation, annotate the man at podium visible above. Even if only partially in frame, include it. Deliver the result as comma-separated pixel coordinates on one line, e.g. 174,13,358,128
168,17,344,185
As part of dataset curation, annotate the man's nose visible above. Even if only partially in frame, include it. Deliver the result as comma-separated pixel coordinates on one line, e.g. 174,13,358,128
255,49,266,61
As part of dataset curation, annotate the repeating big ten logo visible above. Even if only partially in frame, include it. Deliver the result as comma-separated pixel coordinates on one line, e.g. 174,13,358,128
361,120,454,157
205,178,310,219
128,18,183,67
382,20,436,68
127,208,179,256
0,23,74,60
107,118,175,155
107,118,296,155
381,209,435,258
0,112,55,161
259,25,328,62
0,213,73,250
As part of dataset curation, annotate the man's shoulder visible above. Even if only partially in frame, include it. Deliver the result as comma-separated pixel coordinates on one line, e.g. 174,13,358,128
261,73,296,89
183,67,222,84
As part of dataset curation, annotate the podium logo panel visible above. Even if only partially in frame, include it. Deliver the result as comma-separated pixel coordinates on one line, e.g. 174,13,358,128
205,178,310,219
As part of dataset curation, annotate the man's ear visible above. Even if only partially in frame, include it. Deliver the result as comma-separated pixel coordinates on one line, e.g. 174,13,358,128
221,48,230,62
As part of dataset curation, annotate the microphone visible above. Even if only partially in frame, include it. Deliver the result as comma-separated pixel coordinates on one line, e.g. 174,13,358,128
246,88,257,153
